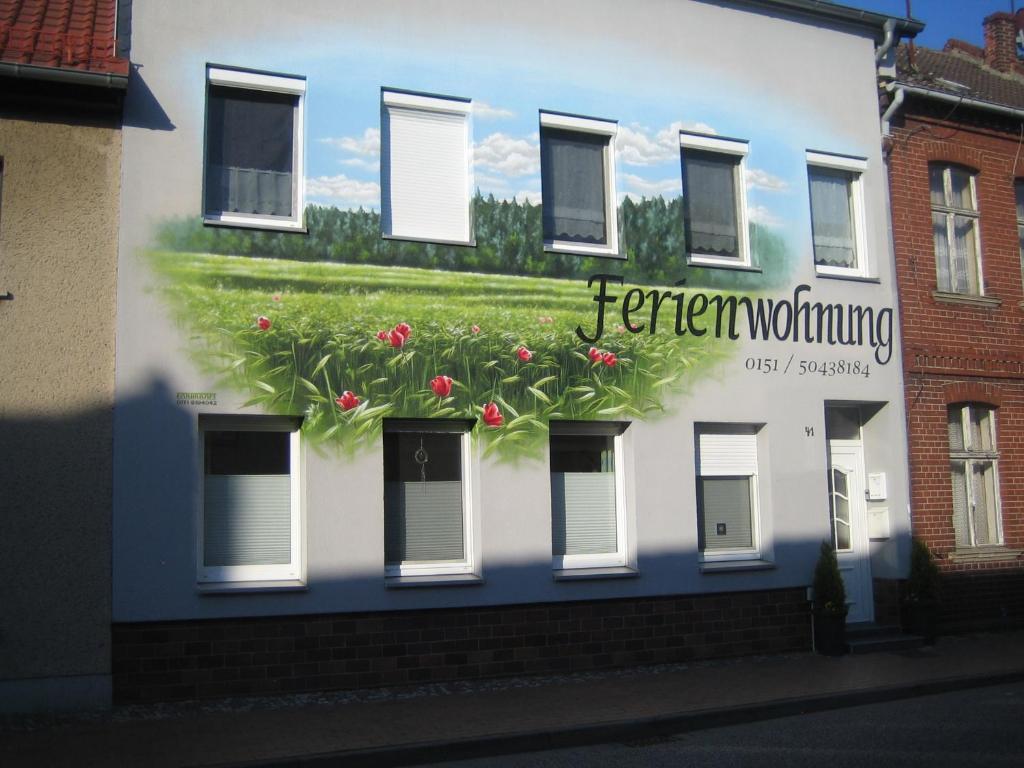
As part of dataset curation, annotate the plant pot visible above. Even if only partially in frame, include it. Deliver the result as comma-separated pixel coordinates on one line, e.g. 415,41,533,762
902,600,939,645
813,610,848,656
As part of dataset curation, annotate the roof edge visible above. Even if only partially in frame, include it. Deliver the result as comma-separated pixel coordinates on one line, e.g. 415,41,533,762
728,0,924,38
889,81,1024,121
0,61,129,90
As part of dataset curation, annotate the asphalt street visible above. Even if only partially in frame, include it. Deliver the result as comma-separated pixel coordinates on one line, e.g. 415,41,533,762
425,681,1024,768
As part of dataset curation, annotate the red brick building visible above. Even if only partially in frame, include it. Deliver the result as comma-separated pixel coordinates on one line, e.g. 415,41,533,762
884,12,1024,632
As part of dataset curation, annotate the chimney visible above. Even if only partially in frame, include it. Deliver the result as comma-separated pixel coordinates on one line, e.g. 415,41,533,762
983,11,1019,73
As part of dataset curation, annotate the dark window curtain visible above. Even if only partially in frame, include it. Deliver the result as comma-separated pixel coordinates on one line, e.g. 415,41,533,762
683,150,739,257
205,86,296,217
541,128,608,244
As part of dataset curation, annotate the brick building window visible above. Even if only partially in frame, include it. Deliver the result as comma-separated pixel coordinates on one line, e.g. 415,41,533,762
1015,180,1024,285
948,404,1002,548
930,163,981,295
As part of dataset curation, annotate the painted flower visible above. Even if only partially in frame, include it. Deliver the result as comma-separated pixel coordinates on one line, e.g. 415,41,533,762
394,322,412,340
517,346,533,362
603,352,618,367
588,346,603,363
616,325,626,334
388,329,406,348
257,316,271,331
482,402,503,428
376,329,388,341
471,324,481,334
430,375,453,398
335,391,360,411
272,294,282,302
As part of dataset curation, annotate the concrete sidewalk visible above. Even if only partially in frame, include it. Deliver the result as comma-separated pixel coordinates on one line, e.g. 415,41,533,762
3,631,1023,768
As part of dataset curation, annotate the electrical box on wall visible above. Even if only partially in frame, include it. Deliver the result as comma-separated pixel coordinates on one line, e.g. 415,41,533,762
868,507,891,540
867,472,887,501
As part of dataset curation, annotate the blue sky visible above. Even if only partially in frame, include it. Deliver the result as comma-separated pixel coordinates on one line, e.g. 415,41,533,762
853,0,1020,48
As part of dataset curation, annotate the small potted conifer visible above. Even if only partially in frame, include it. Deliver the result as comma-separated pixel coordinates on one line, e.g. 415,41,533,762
812,541,848,655
902,538,941,644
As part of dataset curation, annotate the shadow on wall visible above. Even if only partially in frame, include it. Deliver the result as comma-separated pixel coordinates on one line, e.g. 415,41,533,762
123,66,176,132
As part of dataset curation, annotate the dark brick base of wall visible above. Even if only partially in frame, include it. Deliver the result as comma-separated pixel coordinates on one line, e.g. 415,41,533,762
939,569,1024,633
112,588,811,703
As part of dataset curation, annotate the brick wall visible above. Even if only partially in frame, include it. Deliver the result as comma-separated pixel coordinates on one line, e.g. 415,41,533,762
887,97,1024,633
112,588,810,703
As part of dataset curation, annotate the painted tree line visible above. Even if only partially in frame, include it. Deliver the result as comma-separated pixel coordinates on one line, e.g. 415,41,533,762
157,194,789,289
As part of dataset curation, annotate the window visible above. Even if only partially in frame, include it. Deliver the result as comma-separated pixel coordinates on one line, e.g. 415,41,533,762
1015,180,1024,287
948,404,1002,548
383,421,474,577
381,89,473,245
696,424,760,560
203,66,306,231
549,422,628,570
198,417,302,584
930,163,981,294
806,151,868,277
539,111,619,257
680,132,750,267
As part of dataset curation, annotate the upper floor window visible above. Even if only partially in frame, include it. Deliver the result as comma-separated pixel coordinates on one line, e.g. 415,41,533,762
539,111,619,258
930,163,981,295
806,151,868,278
1015,180,1024,287
381,89,474,245
948,404,1002,548
203,66,306,231
680,132,751,268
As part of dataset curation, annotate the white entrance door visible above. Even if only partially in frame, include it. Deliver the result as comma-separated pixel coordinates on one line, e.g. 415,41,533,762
828,442,874,624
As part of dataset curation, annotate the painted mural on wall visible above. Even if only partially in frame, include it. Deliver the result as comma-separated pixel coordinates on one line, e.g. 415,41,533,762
146,33,890,460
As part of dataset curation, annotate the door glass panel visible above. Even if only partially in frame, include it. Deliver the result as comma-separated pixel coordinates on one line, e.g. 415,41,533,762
830,467,852,551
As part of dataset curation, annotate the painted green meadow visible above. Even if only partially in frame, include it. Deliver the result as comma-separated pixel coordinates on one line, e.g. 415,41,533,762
150,250,732,460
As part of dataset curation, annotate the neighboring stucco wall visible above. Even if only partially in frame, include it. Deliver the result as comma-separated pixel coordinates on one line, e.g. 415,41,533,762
0,114,120,710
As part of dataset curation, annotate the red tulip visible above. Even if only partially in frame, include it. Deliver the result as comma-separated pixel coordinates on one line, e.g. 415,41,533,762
336,391,360,411
471,325,481,334
395,322,412,339
588,347,603,363
388,329,406,348
376,329,388,341
430,375,453,398
517,346,532,362
603,352,618,367
482,402,503,428
257,316,271,331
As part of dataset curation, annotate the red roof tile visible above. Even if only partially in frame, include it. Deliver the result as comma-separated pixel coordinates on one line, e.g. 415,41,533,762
0,0,128,76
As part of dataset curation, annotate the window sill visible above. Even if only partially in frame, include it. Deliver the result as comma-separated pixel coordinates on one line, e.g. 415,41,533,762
687,257,760,273
932,291,1001,309
544,242,623,260
198,579,308,594
382,233,476,248
385,573,484,589
815,272,879,284
203,215,307,235
553,566,639,581
699,559,775,573
947,546,1023,564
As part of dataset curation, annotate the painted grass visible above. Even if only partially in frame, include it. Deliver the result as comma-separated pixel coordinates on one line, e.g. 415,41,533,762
150,251,731,460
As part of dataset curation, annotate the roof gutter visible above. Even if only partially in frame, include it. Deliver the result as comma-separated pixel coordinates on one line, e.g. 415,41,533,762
887,81,1024,123
735,0,924,39
0,61,128,90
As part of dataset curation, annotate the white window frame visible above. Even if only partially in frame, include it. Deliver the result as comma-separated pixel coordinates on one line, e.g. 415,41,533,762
539,111,620,258
679,131,751,268
383,421,475,579
806,151,869,278
696,424,761,563
549,421,629,570
203,65,306,232
197,416,303,585
380,88,474,246
930,163,983,295
949,404,1003,548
